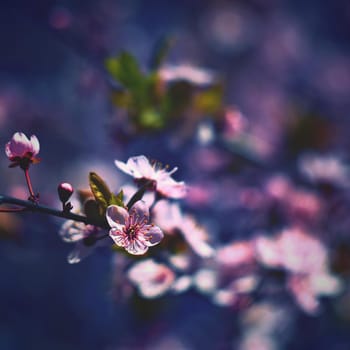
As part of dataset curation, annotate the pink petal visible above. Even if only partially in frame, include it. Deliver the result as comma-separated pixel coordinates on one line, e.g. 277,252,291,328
114,159,135,177
144,225,164,246
67,241,93,264
109,228,128,247
127,155,155,178
29,135,40,155
106,205,128,228
125,239,149,255
129,201,149,224
157,179,187,199
5,141,13,158
8,132,30,157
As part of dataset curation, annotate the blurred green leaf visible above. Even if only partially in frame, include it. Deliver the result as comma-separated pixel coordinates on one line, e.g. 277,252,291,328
110,90,132,108
139,109,164,129
194,85,223,115
163,81,193,118
105,52,144,90
149,36,175,70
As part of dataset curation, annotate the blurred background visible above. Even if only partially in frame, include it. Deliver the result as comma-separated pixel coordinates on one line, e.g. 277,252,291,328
1,0,350,349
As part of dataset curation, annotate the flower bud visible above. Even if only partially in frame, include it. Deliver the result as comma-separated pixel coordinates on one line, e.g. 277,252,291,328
5,132,41,169
57,182,74,203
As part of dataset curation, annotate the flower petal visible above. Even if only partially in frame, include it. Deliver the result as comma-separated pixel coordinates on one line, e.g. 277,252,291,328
29,135,40,155
126,155,155,179
157,179,187,199
67,241,93,264
144,225,164,246
109,228,128,247
114,159,136,177
125,239,149,255
59,220,86,242
5,141,13,158
106,205,128,228
8,132,30,157
129,201,149,224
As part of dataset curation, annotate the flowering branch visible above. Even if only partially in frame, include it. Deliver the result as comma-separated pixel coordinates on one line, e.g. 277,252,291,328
0,194,109,229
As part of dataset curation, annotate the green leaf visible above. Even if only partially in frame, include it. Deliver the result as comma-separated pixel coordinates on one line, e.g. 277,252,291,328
163,81,193,118
139,109,164,129
89,172,113,212
105,52,144,91
109,190,124,207
110,90,132,108
149,36,175,70
194,85,223,115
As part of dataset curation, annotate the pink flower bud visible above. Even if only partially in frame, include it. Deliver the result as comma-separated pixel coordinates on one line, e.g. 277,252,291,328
5,132,40,169
57,182,74,203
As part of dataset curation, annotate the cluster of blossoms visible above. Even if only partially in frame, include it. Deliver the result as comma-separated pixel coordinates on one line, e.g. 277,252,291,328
0,131,346,317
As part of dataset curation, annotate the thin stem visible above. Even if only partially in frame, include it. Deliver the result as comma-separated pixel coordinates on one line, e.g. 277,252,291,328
0,207,28,213
126,182,152,210
24,169,37,201
0,194,109,229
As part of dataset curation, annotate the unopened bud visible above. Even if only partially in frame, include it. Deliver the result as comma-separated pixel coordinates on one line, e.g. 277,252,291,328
57,182,74,203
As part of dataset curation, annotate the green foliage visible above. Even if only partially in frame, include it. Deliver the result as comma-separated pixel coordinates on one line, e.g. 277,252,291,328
194,85,223,115
149,36,175,70
89,172,124,215
105,45,224,132
105,52,144,91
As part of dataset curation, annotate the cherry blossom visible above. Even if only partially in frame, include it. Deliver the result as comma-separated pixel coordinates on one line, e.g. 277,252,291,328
115,155,186,199
5,132,40,168
59,220,107,264
127,259,175,298
158,63,215,86
106,201,163,255
153,200,215,258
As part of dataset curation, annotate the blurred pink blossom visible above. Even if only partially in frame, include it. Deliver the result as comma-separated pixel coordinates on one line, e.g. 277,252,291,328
288,273,342,315
153,200,215,258
298,153,349,187
115,155,186,199
59,220,107,264
265,175,323,223
255,227,328,274
216,241,255,268
127,259,175,298
158,64,215,86
222,107,247,139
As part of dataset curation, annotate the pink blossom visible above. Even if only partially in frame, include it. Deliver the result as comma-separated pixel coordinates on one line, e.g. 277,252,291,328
217,241,255,268
5,132,40,168
152,199,183,233
174,214,215,258
127,259,175,298
287,273,342,315
298,153,349,187
106,201,163,255
153,200,215,258
265,175,323,223
115,155,186,199
222,107,247,139
255,227,328,274
158,63,215,86
59,220,107,264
